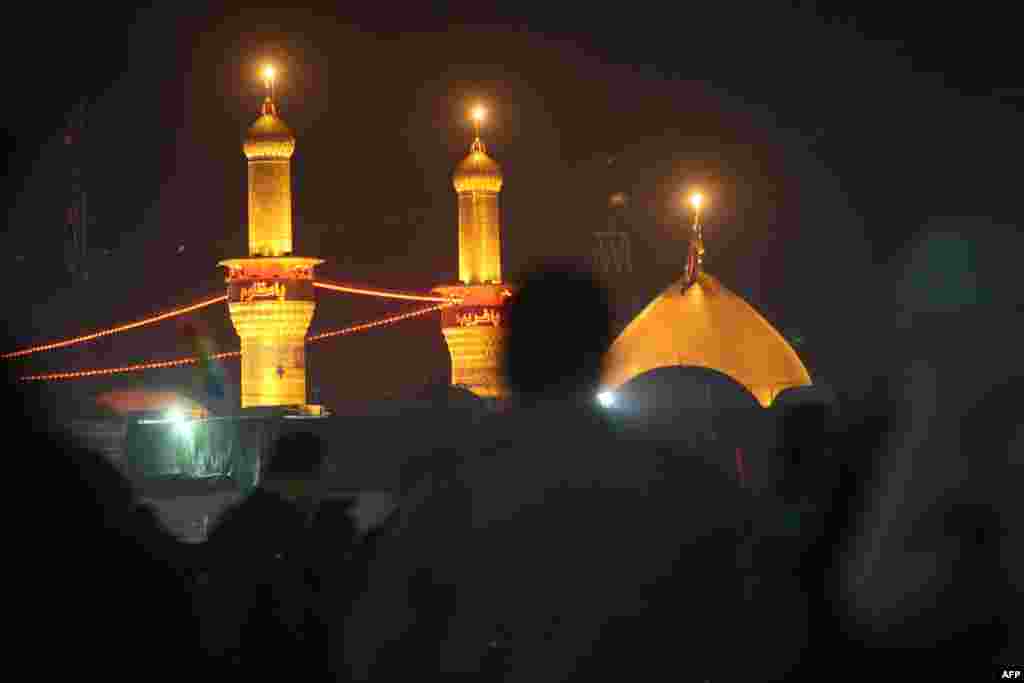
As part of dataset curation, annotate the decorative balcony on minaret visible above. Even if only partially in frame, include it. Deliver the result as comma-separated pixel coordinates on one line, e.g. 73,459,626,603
434,107,513,400
219,66,322,408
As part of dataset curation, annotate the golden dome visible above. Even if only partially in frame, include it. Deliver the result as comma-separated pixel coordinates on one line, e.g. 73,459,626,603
243,97,296,160
602,271,812,407
453,139,503,193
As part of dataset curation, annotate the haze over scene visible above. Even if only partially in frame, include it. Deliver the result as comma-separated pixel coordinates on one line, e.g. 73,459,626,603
3,4,1019,411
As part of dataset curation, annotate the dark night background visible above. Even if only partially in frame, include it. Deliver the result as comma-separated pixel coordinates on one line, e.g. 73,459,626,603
3,3,1020,414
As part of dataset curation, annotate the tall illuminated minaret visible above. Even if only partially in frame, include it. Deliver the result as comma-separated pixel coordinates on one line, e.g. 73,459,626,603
455,107,503,284
219,65,323,408
434,106,513,399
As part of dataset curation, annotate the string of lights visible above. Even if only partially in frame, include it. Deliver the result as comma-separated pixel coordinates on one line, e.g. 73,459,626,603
307,302,453,342
313,280,460,304
20,303,452,382
3,294,228,360
19,351,241,382
5,279,450,363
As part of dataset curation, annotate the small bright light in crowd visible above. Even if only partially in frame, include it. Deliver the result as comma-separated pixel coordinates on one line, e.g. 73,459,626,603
167,406,192,437
689,192,704,211
262,64,276,83
597,391,616,408
471,105,486,123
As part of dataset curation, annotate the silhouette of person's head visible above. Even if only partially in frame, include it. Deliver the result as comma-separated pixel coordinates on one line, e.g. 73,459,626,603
503,265,612,400
778,402,830,460
774,402,833,505
263,432,328,496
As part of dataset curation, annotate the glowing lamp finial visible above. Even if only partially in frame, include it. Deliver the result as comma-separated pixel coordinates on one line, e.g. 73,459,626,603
470,105,487,142
689,192,704,212
261,64,278,104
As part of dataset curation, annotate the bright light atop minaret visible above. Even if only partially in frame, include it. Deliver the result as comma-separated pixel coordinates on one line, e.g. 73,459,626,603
262,65,278,100
689,192,704,211
469,105,488,142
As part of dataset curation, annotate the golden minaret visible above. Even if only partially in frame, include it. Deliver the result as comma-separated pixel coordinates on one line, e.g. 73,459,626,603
434,106,513,399
219,66,323,408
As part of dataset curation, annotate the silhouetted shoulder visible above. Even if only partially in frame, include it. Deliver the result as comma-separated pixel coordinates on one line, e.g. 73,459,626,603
207,488,305,550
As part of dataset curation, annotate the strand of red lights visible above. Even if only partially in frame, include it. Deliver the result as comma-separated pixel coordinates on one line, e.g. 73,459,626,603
20,304,451,382
7,281,450,362
313,281,459,304
3,294,228,360
307,303,452,342
19,351,241,382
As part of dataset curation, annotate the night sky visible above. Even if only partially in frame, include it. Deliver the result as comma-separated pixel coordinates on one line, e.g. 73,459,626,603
3,4,1020,412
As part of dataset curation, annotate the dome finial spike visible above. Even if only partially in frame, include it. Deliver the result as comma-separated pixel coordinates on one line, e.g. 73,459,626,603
262,64,276,101
470,105,487,153
684,191,706,288
260,64,278,116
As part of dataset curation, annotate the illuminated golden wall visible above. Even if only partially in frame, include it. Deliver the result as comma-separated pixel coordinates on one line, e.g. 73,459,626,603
442,325,507,398
457,191,501,284
228,299,316,407
247,159,293,257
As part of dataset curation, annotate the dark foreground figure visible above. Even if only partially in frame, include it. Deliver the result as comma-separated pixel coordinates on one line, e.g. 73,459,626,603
199,431,358,680
8,369,201,678
344,267,749,681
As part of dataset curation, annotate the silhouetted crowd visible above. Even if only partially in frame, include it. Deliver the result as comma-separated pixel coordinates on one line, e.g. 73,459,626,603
8,260,1021,681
